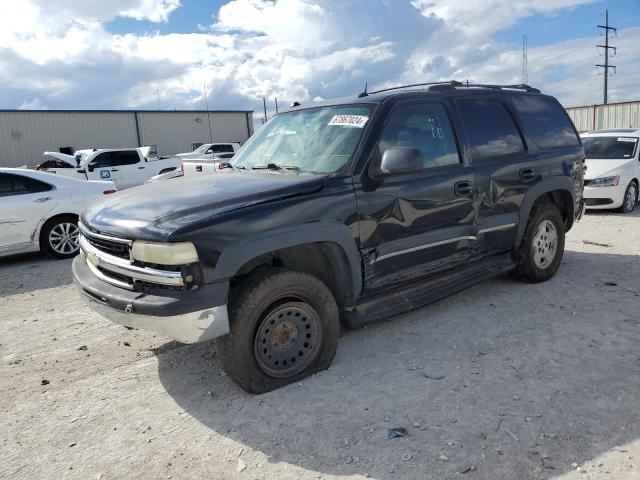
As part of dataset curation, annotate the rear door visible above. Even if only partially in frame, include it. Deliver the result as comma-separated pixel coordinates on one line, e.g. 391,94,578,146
355,100,476,292
0,173,58,252
454,96,535,256
113,150,144,188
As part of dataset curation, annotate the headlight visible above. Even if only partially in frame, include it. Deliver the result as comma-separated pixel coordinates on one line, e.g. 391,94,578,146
131,241,198,265
589,175,620,187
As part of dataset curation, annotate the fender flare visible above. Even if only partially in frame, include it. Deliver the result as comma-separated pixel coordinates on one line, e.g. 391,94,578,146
515,176,576,247
213,221,363,300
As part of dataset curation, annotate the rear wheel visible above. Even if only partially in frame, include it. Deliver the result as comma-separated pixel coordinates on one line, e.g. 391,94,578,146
617,182,637,214
40,215,80,259
510,203,565,283
215,269,340,393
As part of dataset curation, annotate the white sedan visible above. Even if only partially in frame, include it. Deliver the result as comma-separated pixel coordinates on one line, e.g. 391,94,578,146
582,129,640,213
0,168,116,259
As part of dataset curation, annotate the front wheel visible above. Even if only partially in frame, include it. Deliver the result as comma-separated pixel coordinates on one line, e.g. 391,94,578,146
40,215,80,259
617,182,637,214
215,269,340,394
510,203,565,283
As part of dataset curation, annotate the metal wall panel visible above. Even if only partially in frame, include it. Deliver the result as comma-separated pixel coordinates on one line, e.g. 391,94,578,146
0,110,253,167
566,101,640,132
136,111,252,156
0,111,137,167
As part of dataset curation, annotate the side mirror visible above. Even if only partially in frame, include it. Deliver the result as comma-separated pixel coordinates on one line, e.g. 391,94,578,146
87,163,95,173
77,169,86,174
378,147,423,176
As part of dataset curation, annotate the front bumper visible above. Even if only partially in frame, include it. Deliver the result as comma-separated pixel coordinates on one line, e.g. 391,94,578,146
72,256,230,343
583,184,625,209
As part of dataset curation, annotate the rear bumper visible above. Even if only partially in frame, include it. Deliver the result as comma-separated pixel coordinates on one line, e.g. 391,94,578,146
72,256,230,343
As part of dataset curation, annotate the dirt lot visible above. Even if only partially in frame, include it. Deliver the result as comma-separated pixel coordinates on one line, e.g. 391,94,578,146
1,210,640,480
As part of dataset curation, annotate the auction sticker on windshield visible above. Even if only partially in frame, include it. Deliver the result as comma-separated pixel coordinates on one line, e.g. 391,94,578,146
328,115,369,128
617,137,637,142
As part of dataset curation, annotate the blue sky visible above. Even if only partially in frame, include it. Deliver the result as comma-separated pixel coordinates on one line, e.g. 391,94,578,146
1,0,639,115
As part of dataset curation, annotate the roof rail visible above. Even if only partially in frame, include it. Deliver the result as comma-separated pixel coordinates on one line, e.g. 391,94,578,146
361,80,463,97
358,81,540,97
455,83,541,93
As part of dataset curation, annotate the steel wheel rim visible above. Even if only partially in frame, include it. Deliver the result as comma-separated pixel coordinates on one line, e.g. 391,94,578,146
532,219,558,269
254,302,322,379
49,222,79,255
626,185,636,211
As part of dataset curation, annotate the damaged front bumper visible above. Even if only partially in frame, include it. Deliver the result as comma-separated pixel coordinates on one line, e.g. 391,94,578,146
72,256,230,343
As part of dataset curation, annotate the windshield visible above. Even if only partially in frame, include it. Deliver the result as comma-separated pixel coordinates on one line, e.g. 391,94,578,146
192,144,210,154
231,104,373,173
583,136,638,159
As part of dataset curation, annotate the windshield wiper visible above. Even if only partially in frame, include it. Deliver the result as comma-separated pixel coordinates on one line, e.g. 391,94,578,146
251,163,300,172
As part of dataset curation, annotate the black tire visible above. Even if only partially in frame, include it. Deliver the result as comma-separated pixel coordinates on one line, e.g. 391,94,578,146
510,202,565,283
215,268,340,394
617,182,637,214
39,215,80,259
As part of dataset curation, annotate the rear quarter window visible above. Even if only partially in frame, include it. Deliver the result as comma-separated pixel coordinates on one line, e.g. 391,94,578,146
512,95,580,149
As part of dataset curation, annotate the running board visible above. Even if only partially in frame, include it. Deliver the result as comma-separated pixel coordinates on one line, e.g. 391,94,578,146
343,254,514,330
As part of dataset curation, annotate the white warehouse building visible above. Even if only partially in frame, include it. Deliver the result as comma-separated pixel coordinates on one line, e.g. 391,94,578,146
0,109,254,167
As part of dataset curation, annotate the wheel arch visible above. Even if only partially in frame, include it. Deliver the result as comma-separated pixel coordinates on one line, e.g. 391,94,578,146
214,222,363,307
515,177,575,248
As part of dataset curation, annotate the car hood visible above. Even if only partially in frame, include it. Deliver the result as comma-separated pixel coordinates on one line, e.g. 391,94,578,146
81,172,326,240
584,158,635,180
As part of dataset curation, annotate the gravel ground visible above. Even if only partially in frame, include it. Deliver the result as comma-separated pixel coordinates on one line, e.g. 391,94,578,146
1,210,640,480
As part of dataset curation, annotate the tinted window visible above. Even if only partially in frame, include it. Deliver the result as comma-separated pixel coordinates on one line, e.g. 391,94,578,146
458,99,524,160
0,173,51,197
91,152,116,168
212,144,235,153
512,95,580,148
116,151,140,166
378,102,460,170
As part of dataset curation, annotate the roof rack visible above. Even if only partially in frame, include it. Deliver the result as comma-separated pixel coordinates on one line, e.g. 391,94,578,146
358,81,540,97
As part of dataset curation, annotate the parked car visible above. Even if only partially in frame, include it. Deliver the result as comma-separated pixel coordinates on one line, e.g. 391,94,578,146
581,128,639,213
175,143,240,160
0,168,116,259
182,152,235,176
72,81,585,393
39,147,181,189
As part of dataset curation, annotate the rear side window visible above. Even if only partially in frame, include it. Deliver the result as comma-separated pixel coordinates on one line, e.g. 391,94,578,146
458,99,524,160
512,95,580,148
212,144,235,153
116,151,140,166
378,102,460,170
0,173,52,197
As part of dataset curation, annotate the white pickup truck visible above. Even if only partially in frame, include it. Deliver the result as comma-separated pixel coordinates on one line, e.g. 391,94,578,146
40,147,182,189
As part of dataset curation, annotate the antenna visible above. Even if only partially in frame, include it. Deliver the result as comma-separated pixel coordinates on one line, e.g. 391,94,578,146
156,88,160,110
522,34,528,84
358,82,368,98
262,97,268,124
275,97,279,114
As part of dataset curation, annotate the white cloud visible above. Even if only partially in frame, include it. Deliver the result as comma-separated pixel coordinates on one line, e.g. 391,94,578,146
0,0,637,115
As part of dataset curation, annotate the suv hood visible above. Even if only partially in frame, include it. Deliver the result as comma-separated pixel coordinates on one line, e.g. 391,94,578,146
584,158,634,180
81,172,326,240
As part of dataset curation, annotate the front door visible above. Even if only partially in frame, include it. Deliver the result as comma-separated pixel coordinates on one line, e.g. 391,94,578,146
87,152,122,187
355,100,476,293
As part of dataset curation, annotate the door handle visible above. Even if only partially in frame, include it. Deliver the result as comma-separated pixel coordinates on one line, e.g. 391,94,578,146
111,169,119,172
520,168,536,182
34,197,52,203
138,166,145,169
454,181,473,196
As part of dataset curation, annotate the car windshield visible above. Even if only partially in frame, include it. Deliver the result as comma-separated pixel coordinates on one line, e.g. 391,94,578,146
583,136,638,159
192,144,210,154
231,104,373,173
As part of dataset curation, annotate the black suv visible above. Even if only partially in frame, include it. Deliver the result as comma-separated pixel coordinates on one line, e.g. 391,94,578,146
73,82,585,393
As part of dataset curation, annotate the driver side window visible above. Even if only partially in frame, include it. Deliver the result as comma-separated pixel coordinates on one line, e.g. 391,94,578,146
92,152,116,168
378,102,461,170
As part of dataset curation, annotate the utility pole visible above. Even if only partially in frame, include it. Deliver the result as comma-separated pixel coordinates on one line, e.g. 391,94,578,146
596,10,616,104
275,97,279,114
203,83,213,143
522,34,528,85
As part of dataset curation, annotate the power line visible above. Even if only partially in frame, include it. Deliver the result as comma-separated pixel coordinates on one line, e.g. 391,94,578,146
596,9,617,104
